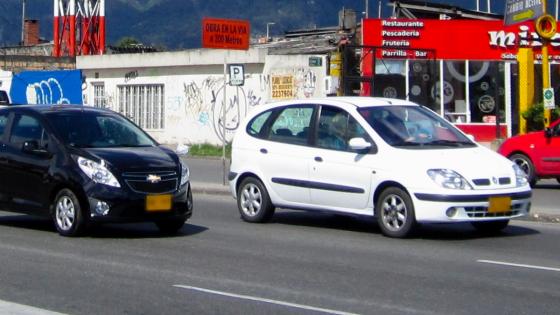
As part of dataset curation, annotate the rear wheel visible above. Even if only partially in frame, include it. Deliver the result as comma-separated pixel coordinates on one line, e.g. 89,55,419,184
52,188,87,237
375,187,416,238
510,153,536,187
471,220,509,233
237,177,274,223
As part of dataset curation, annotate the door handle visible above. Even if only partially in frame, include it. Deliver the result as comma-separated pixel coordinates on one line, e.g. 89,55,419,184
314,156,323,162
260,148,268,154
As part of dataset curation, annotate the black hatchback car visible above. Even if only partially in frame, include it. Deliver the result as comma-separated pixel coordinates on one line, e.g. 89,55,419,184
0,105,193,236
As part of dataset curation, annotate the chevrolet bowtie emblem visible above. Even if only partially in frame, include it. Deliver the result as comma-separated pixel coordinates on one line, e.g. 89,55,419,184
147,174,161,183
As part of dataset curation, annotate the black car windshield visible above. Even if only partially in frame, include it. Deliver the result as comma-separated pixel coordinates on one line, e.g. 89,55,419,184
358,105,475,148
46,110,157,148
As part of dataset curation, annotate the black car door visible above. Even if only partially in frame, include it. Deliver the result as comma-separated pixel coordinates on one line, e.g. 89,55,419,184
4,113,53,213
0,112,11,204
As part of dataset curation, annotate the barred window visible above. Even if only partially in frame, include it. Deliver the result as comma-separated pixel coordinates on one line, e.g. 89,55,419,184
117,84,165,130
92,83,106,108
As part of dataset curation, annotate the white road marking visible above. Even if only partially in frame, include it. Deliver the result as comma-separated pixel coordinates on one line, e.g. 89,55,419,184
477,260,560,272
173,285,359,315
0,299,67,315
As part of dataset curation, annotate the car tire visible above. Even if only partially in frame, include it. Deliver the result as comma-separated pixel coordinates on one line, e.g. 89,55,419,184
237,177,274,223
376,187,416,238
52,188,87,237
156,218,186,235
510,153,536,187
471,220,509,234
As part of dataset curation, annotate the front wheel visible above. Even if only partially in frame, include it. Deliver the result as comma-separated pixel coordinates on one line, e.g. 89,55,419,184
471,220,509,234
237,177,274,223
52,188,87,237
375,187,416,238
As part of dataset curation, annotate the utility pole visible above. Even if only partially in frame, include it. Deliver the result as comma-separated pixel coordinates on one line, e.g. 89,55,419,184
378,0,382,18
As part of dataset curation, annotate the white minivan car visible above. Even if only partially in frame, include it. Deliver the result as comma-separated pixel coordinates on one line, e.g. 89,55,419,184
228,97,531,238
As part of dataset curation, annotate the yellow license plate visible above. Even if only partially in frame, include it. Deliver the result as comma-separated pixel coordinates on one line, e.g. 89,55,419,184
488,196,511,213
146,194,172,212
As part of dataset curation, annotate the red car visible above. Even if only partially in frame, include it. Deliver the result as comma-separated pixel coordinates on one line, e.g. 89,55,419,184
498,119,560,186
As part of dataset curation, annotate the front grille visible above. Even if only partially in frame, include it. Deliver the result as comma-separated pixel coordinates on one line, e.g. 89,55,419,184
472,177,511,186
122,171,178,194
465,203,524,218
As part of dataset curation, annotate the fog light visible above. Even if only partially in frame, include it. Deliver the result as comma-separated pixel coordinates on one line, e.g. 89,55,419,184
95,201,110,216
446,207,458,218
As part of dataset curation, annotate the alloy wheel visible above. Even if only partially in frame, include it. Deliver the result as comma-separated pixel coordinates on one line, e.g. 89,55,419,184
240,183,262,217
56,196,76,231
381,194,408,232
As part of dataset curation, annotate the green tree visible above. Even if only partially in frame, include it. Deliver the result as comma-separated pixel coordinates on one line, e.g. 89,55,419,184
116,36,141,48
522,103,560,131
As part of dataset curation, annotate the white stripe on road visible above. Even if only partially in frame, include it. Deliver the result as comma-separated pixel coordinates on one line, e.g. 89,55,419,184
173,285,359,315
0,299,67,315
477,260,560,272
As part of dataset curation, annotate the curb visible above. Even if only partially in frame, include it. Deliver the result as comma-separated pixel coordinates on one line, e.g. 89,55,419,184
190,182,560,224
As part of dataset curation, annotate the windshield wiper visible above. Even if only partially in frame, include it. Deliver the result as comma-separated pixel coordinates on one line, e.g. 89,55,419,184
425,140,474,147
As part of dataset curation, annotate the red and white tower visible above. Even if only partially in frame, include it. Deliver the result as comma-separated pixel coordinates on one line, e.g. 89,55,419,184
53,0,105,57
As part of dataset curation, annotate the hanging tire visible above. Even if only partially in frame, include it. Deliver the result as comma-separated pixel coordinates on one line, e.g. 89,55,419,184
509,153,536,187
52,188,87,237
471,220,509,234
375,187,416,238
156,217,186,235
237,177,274,223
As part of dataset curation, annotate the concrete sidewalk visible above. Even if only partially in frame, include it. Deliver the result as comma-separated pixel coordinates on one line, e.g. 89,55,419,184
184,157,560,223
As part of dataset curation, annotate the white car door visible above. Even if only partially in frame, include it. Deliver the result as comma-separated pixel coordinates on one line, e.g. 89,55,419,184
308,106,374,212
257,105,316,205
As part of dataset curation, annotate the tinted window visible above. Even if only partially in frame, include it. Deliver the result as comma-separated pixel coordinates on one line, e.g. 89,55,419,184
268,106,314,145
0,91,9,105
46,111,156,148
0,114,8,137
10,115,48,147
247,110,272,137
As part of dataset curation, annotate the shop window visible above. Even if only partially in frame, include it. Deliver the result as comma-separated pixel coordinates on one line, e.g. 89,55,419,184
469,62,505,124
442,61,467,123
373,60,406,99
408,60,439,112
117,84,165,130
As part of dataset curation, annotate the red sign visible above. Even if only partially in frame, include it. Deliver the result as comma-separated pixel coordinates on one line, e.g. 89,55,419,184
202,18,250,50
362,18,560,61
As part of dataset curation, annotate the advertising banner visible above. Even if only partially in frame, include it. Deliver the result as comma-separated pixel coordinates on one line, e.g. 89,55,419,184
9,70,83,105
362,18,560,61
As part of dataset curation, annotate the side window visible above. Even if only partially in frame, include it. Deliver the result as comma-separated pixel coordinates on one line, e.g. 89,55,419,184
0,114,8,139
317,106,350,151
268,106,314,145
10,115,48,148
247,110,272,138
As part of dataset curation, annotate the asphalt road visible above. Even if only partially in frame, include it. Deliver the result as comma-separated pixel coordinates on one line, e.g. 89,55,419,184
0,194,559,315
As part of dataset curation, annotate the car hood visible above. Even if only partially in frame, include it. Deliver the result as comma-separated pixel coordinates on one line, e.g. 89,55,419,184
80,146,179,173
386,146,517,188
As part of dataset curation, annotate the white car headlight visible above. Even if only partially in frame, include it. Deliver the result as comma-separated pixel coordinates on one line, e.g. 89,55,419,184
180,160,190,186
427,169,473,190
513,164,528,187
77,156,121,188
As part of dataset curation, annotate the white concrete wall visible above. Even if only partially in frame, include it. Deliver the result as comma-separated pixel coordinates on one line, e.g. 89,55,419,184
79,48,328,145
0,70,12,96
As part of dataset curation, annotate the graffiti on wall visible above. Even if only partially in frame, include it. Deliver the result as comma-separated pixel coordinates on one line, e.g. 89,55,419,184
10,70,83,105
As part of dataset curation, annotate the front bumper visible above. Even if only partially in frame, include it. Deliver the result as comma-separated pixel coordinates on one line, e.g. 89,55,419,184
411,190,532,223
84,182,193,223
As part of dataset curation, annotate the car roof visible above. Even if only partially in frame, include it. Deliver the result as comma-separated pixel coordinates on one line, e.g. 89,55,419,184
0,104,114,115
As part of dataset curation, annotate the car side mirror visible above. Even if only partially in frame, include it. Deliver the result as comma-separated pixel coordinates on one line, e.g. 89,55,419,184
544,127,554,138
349,137,372,153
22,140,51,158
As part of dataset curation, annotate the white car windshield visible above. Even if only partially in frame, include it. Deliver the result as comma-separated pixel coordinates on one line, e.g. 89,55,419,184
358,105,475,148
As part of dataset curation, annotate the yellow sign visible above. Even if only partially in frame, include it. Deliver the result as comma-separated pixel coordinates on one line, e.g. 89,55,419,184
271,75,294,99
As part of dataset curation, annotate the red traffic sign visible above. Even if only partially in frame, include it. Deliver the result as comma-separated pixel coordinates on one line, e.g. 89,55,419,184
202,18,250,50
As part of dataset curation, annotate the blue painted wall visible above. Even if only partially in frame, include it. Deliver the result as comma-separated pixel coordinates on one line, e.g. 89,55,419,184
10,70,82,105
